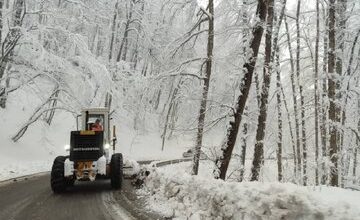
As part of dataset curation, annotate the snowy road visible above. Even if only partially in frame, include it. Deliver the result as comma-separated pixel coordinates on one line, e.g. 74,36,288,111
0,174,160,220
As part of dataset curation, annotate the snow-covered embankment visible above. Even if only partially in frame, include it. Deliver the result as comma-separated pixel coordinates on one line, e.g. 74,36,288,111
140,163,360,220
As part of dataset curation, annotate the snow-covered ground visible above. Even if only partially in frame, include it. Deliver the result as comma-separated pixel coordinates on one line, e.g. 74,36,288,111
139,161,360,220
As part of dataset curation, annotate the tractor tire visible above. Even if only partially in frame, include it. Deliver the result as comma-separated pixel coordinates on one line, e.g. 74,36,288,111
51,156,68,193
66,177,75,187
110,153,123,189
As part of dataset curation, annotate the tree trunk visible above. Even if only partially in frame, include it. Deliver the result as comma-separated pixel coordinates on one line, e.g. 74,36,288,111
0,0,4,108
251,0,274,181
321,16,329,185
239,109,248,182
341,30,360,133
0,0,3,45
272,0,286,183
91,24,99,55
353,143,358,184
131,1,144,70
116,0,134,62
354,108,360,184
285,16,301,180
214,0,268,180
45,89,60,125
162,79,182,151
192,0,214,175
281,85,297,180
250,0,274,181
154,89,161,111
276,51,282,182
254,72,261,107
238,2,250,182
337,0,347,188
108,1,119,62
13,0,24,26
314,0,320,185
0,0,24,108
328,0,339,187
295,0,308,186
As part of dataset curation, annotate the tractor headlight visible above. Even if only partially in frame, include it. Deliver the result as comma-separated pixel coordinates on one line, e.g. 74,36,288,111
64,144,70,151
104,143,110,149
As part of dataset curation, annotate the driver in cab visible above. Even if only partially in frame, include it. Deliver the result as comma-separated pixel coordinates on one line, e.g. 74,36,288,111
91,119,103,131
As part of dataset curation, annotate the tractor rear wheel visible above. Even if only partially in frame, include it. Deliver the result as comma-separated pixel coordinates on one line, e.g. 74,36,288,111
51,156,68,193
66,177,75,187
110,153,123,189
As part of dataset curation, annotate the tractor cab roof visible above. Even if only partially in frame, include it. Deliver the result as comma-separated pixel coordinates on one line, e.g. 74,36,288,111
81,108,110,114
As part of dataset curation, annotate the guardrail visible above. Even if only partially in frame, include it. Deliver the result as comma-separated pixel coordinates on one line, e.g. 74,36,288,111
151,158,193,167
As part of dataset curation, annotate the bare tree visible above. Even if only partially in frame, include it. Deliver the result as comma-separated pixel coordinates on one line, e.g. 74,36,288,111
12,87,74,142
284,16,300,180
162,78,182,151
328,0,339,187
272,0,286,182
314,0,320,185
276,52,283,182
295,0,308,186
239,110,248,182
250,0,274,181
238,1,250,182
44,87,60,125
215,0,268,180
192,0,214,175
131,0,145,70
281,84,297,179
354,99,360,183
108,0,119,62
337,0,347,188
321,14,329,185
0,0,25,108
116,0,136,62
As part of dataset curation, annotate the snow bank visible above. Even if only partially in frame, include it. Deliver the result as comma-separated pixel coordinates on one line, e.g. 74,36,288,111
141,164,360,220
0,160,51,181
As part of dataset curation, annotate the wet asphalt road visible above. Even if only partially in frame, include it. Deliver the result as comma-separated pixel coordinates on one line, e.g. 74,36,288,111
0,174,161,220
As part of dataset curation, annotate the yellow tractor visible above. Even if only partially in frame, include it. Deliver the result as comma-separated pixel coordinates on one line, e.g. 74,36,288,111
50,107,123,193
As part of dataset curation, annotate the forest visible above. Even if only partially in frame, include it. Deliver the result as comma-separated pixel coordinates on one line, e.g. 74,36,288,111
0,0,359,188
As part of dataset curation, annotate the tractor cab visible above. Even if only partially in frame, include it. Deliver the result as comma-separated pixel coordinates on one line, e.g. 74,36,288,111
80,108,110,142
50,107,123,193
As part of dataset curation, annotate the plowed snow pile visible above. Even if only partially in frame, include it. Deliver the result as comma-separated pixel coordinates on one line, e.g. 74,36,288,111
140,163,360,220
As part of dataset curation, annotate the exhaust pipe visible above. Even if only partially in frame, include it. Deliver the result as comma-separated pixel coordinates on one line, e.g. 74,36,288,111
85,111,89,130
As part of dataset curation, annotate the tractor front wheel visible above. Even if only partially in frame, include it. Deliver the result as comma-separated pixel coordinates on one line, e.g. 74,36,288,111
110,153,123,189
51,156,68,193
